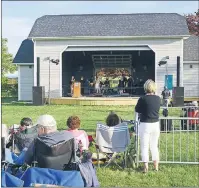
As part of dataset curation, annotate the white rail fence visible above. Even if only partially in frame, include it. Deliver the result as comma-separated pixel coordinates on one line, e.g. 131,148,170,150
135,106,199,165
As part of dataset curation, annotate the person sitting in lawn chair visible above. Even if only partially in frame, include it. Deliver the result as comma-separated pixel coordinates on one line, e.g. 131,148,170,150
6,118,38,153
24,115,76,170
92,112,130,168
66,116,89,153
106,112,121,127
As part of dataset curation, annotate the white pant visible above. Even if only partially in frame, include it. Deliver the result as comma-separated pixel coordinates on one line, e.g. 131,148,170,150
139,122,160,162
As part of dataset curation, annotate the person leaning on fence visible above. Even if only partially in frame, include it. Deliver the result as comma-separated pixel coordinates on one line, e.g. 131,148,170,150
135,79,161,173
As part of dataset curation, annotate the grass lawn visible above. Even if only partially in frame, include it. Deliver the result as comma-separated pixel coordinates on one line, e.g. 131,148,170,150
2,104,199,187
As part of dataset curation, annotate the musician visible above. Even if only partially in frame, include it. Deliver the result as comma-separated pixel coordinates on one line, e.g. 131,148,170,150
118,79,123,95
84,79,90,95
95,77,101,94
69,76,75,94
104,78,110,95
104,78,110,88
127,75,134,94
89,76,94,94
121,75,127,93
80,76,85,95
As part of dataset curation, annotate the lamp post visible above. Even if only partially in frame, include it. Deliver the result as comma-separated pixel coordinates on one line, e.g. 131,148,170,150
44,57,59,105
158,56,169,87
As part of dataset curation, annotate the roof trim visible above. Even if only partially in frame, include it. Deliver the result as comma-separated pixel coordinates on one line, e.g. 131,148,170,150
13,63,34,65
183,61,199,64
28,35,190,40
64,45,152,52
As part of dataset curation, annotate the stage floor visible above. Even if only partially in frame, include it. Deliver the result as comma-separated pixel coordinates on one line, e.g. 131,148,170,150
50,97,139,106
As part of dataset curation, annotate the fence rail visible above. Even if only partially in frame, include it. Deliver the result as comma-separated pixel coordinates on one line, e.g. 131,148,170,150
136,114,199,165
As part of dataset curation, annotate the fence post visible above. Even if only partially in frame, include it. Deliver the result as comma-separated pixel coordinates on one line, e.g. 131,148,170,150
135,112,140,168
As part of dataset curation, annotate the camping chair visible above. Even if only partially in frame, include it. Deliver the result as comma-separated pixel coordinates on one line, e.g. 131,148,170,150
20,167,84,187
32,137,77,170
95,123,130,169
1,170,24,187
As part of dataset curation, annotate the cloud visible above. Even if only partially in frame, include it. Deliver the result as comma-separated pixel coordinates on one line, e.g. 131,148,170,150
2,17,34,56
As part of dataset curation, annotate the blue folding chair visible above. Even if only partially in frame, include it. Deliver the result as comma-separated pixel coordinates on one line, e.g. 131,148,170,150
1,171,24,187
21,167,84,187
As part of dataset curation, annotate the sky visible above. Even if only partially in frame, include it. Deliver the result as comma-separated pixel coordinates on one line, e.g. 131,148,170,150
2,1,198,57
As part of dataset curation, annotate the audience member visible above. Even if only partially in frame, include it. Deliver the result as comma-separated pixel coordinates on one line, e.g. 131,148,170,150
135,79,161,173
161,86,170,108
106,112,121,127
24,115,74,165
67,116,89,150
6,118,37,152
19,117,33,132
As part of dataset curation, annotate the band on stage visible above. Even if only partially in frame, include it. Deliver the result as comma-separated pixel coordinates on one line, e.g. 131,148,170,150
69,75,145,96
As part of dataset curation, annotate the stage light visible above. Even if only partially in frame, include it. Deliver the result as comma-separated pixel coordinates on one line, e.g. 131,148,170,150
50,59,60,65
158,56,169,66
43,57,50,61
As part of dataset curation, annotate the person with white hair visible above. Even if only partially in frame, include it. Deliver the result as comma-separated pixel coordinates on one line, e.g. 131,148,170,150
135,79,161,173
24,115,74,165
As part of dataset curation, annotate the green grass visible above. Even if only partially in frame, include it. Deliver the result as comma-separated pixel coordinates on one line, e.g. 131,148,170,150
2,104,199,187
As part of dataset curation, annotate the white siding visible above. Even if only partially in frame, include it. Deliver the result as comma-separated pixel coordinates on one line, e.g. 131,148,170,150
35,38,183,98
19,65,34,100
183,62,199,97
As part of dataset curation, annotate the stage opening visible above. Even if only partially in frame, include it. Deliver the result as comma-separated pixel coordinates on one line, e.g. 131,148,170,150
62,50,155,97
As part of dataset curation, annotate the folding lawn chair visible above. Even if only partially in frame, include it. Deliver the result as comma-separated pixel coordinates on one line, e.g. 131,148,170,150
32,136,77,170
20,167,84,187
1,170,24,187
95,123,130,168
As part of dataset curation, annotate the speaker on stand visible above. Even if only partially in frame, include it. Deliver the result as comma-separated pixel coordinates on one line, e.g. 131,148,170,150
172,56,184,107
172,87,184,107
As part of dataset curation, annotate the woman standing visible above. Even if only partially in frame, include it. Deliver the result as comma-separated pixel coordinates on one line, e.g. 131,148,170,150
135,79,161,173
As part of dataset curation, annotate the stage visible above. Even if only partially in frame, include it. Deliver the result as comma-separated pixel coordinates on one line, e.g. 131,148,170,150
50,97,139,106
48,96,198,106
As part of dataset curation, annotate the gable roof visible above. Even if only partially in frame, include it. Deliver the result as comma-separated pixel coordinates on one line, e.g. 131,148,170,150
13,39,34,64
28,13,189,38
183,35,199,61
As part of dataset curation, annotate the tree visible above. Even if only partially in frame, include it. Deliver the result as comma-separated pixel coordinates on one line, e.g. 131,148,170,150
2,38,16,77
185,9,199,36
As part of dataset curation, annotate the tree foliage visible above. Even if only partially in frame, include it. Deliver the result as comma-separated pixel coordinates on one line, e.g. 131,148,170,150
2,38,16,76
185,9,199,36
